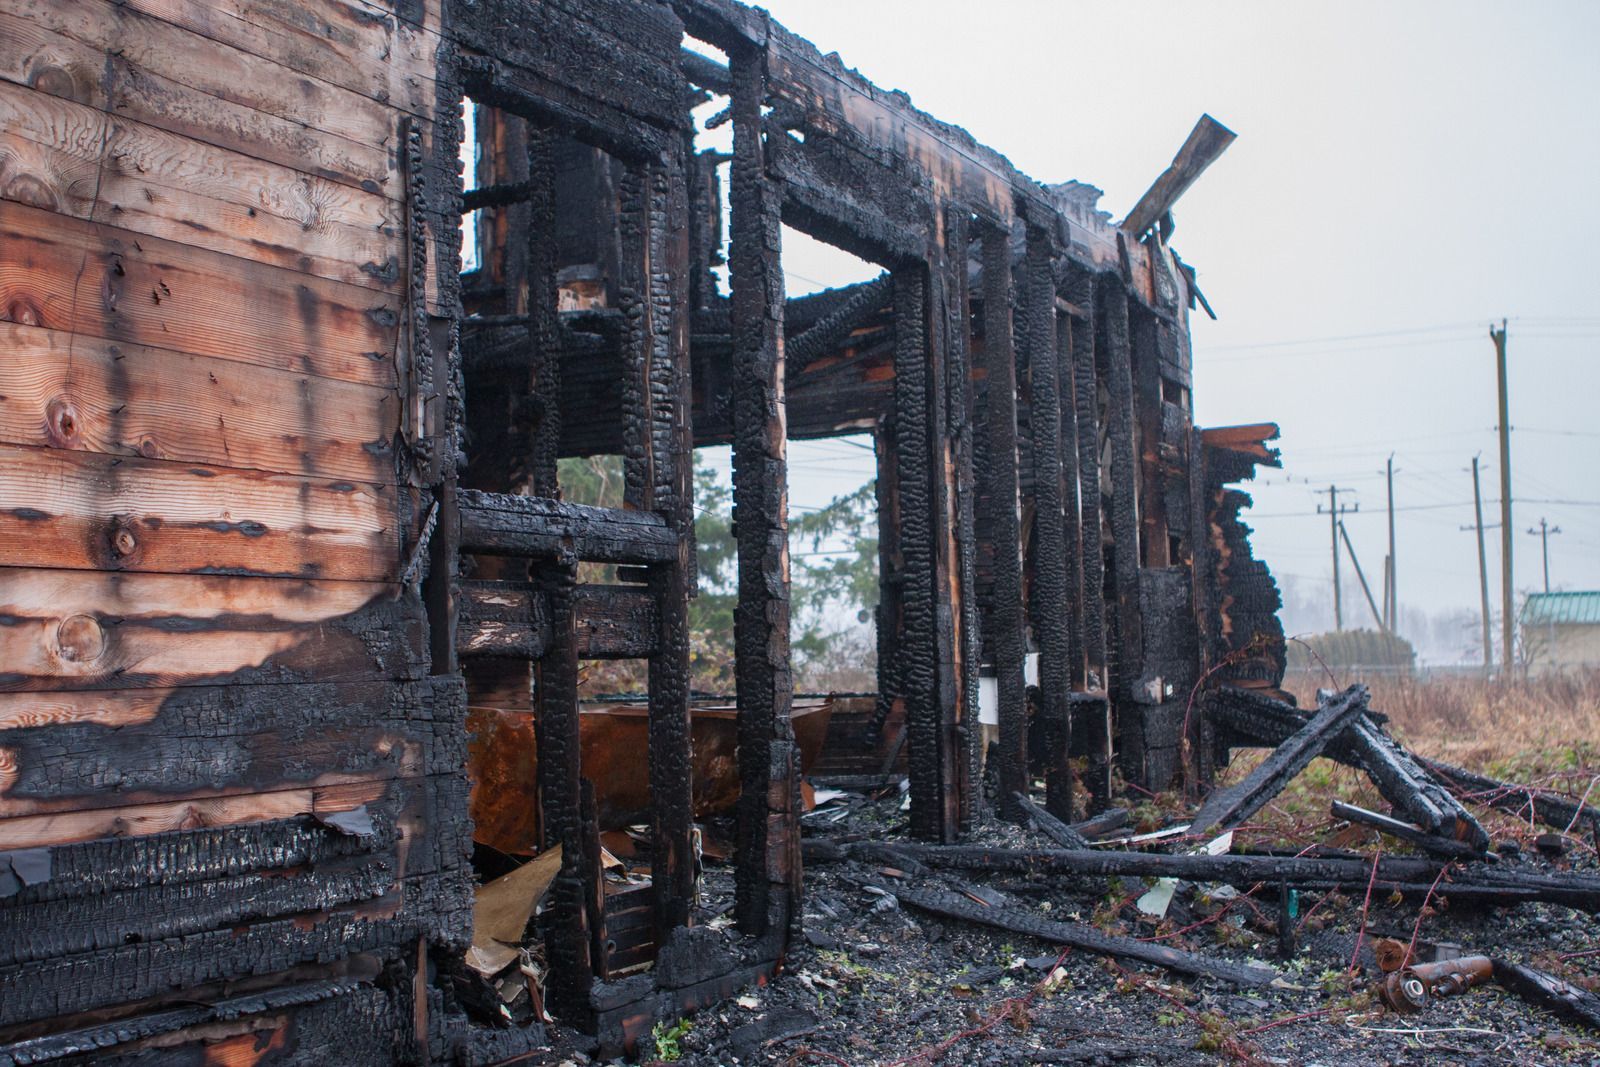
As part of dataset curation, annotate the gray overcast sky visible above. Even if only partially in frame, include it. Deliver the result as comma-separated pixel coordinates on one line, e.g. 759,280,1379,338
750,0,1600,661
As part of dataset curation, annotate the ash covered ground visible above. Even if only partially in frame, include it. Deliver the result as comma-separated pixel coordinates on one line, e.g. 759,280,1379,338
620,789,1599,1067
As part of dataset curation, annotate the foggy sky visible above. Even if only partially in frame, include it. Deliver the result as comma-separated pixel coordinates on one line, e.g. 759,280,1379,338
753,0,1600,663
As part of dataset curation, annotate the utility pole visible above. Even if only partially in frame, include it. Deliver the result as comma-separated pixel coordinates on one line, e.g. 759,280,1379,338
1490,319,1513,674
1337,520,1386,632
1317,486,1357,630
1526,518,1562,593
1384,455,1398,632
1462,456,1493,674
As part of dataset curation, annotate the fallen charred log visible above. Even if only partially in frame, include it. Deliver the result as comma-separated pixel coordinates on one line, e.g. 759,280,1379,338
1494,960,1600,1031
1419,756,1600,843
882,844,1600,912
892,886,1278,987
1330,801,1493,862
1014,793,1093,850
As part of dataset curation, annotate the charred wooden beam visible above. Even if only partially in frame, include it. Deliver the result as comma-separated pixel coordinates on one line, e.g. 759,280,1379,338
944,207,984,833
1098,278,1143,784
728,42,798,937
526,124,562,497
1187,685,1371,838
457,579,551,659
894,886,1276,987
460,181,537,213
1204,687,1490,851
1067,283,1113,810
788,274,892,374
1330,801,1491,862
644,144,698,934
1055,312,1085,689
1120,115,1237,240
888,844,1600,912
1013,792,1092,850
1021,227,1075,821
893,267,956,842
979,228,1028,821
1419,756,1600,841
1494,960,1600,1031
679,47,732,94
458,490,678,563
536,561,595,1023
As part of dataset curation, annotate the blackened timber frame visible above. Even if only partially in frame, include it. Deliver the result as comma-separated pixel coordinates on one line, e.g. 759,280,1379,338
728,40,800,935
980,225,1029,822
1021,225,1074,822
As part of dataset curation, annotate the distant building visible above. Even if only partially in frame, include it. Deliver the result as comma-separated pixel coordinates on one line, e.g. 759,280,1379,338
1521,592,1600,672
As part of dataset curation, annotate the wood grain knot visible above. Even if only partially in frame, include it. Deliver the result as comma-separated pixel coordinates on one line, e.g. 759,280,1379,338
55,614,106,663
44,396,80,448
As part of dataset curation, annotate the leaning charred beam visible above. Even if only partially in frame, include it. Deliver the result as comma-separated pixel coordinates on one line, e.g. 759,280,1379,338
728,42,798,937
1204,687,1490,850
890,845,1600,912
980,227,1028,821
458,490,678,563
895,887,1277,987
1330,801,1491,861
1022,226,1074,821
787,273,892,374
1187,685,1371,838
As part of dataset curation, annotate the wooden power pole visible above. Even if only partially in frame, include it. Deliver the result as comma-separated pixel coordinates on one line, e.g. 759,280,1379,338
1490,320,1513,674
1526,518,1561,594
1318,486,1357,630
1463,456,1493,674
1384,454,1398,632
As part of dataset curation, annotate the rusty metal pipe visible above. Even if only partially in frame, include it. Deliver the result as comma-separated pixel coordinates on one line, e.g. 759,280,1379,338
1379,955,1494,1013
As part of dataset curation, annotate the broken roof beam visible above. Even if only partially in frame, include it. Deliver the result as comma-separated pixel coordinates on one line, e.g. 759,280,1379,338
1120,115,1237,241
1330,801,1492,862
1187,685,1371,838
787,273,892,374
458,491,679,563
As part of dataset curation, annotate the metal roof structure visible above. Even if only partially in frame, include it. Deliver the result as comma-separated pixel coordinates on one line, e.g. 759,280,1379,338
1522,591,1600,626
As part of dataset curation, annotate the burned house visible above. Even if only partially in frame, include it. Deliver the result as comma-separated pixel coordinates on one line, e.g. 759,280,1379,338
0,0,1290,1059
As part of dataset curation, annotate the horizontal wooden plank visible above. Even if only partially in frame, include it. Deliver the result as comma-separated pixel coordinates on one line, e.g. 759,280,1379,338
118,0,438,118
0,568,425,692
0,769,466,905
458,490,678,564
0,676,465,819
456,581,657,659
574,584,658,659
0,860,471,1028
2,0,401,181
0,781,377,851
0,83,403,292
457,578,550,660
0,324,397,483
0,8,394,195
0,444,398,580
0,200,400,388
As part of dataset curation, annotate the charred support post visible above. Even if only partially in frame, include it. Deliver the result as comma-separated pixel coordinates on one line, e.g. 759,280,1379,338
893,265,959,841
980,227,1028,821
728,42,798,936
1021,226,1074,821
872,426,902,746
944,207,984,832
1098,277,1143,787
619,150,698,933
525,125,561,497
537,561,594,1023
1068,284,1113,809
1055,310,1085,689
